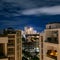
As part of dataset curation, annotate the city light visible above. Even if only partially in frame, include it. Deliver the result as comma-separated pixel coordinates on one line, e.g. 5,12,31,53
24,26,38,34
29,27,33,31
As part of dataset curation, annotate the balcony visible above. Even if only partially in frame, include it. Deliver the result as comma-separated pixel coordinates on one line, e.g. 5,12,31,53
45,37,58,44
0,58,8,60
0,54,8,60
46,50,57,60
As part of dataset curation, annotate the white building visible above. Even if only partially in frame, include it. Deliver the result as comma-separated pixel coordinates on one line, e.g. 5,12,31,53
43,22,60,60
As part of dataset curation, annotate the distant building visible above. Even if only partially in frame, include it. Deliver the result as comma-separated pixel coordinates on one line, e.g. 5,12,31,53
24,26,37,34
3,27,16,34
22,33,40,60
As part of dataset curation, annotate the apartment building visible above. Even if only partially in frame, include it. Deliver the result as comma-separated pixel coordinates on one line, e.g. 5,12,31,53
43,22,60,60
1,28,22,60
0,35,8,60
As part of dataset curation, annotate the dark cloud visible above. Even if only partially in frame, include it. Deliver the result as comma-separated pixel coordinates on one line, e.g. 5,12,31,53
0,0,60,31
0,0,60,17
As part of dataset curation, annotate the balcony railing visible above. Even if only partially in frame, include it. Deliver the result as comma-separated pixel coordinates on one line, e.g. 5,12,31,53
45,37,58,44
0,53,7,59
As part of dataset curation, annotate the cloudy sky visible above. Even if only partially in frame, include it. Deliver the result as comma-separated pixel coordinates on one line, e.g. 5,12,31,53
0,0,60,32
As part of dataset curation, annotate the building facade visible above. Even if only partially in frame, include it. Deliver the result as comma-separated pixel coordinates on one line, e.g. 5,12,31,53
7,30,22,60
43,23,60,60
0,28,22,60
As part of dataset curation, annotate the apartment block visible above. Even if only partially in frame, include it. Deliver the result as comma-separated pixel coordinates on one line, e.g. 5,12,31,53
43,22,60,60
0,28,22,60
7,30,22,60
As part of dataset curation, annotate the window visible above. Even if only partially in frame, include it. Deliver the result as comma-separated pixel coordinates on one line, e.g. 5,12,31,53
17,39,21,43
46,50,57,60
8,40,14,43
9,57,15,60
8,35,15,38
0,44,4,57
45,37,58,44
8,40,15,46
49,26,51,29
8,48,14,51
8,48,15,55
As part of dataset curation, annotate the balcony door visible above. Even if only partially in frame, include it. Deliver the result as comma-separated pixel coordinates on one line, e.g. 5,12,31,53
0,44,4,56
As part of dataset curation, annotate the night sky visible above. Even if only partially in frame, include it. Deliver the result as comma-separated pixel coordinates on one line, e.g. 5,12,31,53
0,0,60,32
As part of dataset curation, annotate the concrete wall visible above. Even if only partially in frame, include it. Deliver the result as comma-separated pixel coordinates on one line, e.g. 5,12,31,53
0,37,8,43
0,58,8,60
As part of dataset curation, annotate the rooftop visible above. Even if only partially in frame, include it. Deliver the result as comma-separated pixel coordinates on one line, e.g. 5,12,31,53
47,22,60,24
26,34,39,36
